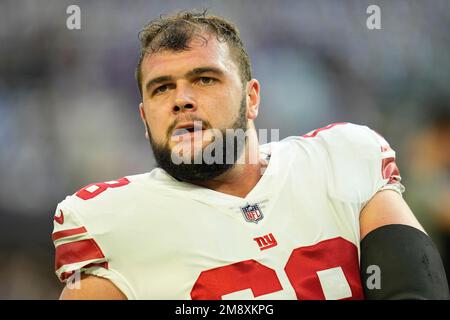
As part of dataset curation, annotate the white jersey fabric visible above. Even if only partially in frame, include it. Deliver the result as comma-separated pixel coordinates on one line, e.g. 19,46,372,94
52,122,404,300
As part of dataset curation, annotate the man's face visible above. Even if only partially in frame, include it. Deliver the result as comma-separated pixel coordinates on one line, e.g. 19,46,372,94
139,33,251,181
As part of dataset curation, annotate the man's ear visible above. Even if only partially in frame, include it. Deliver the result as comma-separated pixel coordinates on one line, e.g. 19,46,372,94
139,102,149,140
246,79,260,120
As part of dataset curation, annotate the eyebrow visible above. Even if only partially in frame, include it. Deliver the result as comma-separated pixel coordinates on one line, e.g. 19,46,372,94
145,66,225,93
185,66,224,78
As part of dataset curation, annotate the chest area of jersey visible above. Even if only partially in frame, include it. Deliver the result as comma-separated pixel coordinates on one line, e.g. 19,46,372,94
120,185,362,300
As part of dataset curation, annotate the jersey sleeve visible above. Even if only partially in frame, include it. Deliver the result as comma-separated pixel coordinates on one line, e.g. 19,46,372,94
51,196,135,299
313,123,405,210
52,198,108,282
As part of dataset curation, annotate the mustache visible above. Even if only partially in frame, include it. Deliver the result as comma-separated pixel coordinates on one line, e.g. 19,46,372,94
166,116,212,138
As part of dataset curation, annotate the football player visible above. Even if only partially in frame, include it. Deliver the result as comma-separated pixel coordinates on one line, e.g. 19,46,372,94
53,10,449,300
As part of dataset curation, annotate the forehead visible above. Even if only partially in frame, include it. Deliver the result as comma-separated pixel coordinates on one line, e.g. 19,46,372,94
141,34,239,82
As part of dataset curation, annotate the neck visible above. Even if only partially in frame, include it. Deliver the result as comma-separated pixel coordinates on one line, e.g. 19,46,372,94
195,162,263,198
193,129,263,198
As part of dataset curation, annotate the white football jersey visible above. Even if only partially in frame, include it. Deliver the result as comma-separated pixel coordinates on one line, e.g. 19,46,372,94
52,122,404,300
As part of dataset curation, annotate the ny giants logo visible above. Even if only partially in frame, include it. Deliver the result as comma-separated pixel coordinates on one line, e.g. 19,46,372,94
253,233,278,251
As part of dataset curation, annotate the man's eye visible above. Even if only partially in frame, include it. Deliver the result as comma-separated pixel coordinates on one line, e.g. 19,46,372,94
153,84,171,95
198,77,216,85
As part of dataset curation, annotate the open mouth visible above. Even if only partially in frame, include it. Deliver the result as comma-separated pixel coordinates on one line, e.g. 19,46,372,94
172,122,206,137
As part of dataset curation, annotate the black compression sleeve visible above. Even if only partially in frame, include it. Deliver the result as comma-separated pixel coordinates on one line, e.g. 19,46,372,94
360,224,450,300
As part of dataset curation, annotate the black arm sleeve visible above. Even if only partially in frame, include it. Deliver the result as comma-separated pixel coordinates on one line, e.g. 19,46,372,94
360,224,450,300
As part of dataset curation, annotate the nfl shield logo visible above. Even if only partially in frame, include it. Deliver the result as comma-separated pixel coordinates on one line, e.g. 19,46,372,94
240,204,264,223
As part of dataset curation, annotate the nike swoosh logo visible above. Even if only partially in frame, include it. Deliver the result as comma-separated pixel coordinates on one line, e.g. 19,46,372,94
54,209,64,225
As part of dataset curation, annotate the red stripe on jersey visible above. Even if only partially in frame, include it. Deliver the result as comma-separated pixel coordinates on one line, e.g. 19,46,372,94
60,262,109,281
55,238,106,271
381,145,391,153
302,122,348,138
381,157,401,184
52,227,87,242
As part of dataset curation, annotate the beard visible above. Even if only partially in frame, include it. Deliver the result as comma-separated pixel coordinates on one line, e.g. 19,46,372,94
146,95,248,183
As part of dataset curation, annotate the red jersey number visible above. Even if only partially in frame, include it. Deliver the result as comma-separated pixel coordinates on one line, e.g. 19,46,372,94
75,177,130,200
191,237,363,300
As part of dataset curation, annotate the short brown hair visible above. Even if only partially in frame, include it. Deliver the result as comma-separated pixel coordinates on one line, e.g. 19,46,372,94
135,9,252,97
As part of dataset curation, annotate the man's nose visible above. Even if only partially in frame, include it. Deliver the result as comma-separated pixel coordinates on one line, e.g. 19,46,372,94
172,84,196,114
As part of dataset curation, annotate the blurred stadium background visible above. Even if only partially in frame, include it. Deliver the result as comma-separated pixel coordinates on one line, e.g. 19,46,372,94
0,0,449,299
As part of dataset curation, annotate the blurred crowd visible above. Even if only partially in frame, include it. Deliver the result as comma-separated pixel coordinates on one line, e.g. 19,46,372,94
0,0,449,299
